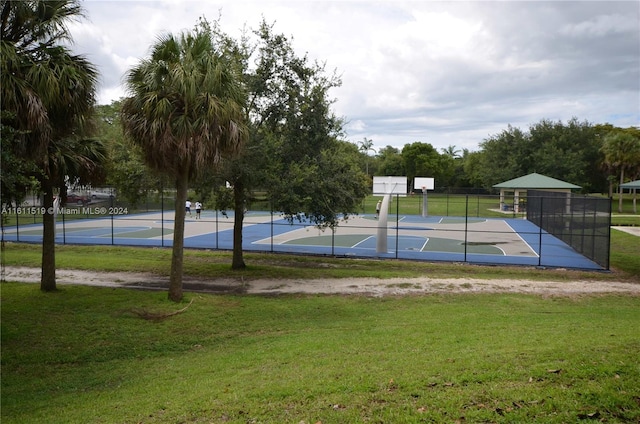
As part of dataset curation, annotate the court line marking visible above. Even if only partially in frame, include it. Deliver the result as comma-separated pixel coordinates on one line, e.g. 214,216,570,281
504,220,540,258
352,235,374,248
420,238,430,251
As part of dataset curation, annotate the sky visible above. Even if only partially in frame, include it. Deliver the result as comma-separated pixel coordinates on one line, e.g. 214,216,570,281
68,0,640,153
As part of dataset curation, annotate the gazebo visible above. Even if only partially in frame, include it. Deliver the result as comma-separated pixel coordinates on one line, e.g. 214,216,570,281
493,173,581,213
620,180,640,213
620,179,640,190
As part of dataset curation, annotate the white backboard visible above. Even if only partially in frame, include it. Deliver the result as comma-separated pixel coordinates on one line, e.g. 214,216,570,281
373,176,407,194
414,177,435,190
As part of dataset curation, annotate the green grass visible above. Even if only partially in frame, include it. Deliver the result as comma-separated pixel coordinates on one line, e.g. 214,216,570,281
361,193,508,217
1,208,638,423
2,236,638,281
612,214,640,227
610,228,640,277
2,283,639,423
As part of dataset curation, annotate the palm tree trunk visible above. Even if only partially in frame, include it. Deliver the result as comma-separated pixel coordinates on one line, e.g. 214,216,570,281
232,179,246,270
608,174,614,198
169,170,189,302
618,169,625,213
40,179,56,292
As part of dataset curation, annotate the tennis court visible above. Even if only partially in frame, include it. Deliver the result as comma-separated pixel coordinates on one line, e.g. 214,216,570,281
3,209,603,270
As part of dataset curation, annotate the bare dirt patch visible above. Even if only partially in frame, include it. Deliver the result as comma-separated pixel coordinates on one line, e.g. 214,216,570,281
3,266,639,296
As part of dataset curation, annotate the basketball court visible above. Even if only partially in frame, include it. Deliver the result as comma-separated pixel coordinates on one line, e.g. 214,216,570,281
3,175,606,269
3,208,603,270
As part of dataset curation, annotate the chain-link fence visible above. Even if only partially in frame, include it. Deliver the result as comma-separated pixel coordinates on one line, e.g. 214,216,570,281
526,190,611,270
2,191,610,270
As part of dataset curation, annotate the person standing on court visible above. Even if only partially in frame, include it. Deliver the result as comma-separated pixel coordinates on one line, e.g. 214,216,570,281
185,199,192,217
195,201,202,219
376,199,382,219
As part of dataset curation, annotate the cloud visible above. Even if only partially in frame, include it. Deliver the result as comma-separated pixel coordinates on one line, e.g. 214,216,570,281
69,0,639,152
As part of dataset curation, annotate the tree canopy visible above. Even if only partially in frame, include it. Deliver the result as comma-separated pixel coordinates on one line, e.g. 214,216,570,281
353,118,637,196
201,18,369,269
474,118,606,192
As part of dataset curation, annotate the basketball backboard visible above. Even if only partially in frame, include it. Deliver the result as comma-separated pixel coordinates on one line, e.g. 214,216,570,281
373,176,407,195
414,177,435,191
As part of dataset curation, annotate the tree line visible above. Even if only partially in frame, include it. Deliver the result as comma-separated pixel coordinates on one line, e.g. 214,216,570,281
100,107,640,211
2,1,638,300
359,120,639,197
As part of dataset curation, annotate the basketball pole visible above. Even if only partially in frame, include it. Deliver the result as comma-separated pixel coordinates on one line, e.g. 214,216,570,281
422,186,428,218
373,178,404,255
376,193,391,254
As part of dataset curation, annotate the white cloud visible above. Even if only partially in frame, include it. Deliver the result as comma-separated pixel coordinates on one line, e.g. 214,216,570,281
560,13,638,38
70,0,640,152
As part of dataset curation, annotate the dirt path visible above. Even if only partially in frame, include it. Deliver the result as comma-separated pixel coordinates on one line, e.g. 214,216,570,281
3,266,639,296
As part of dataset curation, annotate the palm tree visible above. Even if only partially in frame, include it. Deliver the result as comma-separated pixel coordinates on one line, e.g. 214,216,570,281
601,132,640,213
1,0,99,291
441,145,461,159
121,28,247,302
358,137,376,176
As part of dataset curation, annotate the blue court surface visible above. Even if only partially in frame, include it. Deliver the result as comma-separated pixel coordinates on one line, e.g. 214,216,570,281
3,210,603,270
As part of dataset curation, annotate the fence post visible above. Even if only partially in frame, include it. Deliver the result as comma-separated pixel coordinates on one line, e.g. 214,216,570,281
590,199,599,262
15,211,19,241
446,191,450,216
605,197,612,270
62,209,66,245
395,193,400,259
161,184,165,247
464,195,468,262
580,198,587,256
332,227,335,256
110,195,114,245
538,197,543,267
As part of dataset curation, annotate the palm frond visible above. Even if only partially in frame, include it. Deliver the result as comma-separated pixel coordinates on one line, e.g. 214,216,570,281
122,28,248,179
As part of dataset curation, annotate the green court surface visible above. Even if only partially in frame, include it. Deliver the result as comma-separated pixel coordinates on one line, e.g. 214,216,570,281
283,233,505,255
283,234,369,248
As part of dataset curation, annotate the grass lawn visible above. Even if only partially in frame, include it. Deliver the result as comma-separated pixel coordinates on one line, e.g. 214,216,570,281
1,207,638,423
1,236,639,281
610,228,640,277
1,283,639,423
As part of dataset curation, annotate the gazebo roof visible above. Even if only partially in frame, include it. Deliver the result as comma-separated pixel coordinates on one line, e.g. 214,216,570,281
493,173,581,189
620,180,640,189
